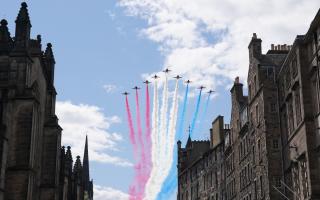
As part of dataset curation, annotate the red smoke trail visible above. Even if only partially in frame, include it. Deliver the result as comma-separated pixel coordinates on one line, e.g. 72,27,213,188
133,90,150,200
125,96,136,149
135,89,145,155
125,96,139,199
146,85,151,154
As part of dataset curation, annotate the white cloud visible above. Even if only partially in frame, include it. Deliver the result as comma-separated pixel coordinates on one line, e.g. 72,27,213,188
94,185,129,200
118,0,320,90
56,101,132,167
103,84,117,93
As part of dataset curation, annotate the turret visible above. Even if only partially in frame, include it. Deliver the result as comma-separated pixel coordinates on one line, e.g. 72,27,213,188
14,2,31,51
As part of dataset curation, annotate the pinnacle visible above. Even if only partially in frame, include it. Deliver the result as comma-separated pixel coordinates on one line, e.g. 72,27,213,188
0,19,8,26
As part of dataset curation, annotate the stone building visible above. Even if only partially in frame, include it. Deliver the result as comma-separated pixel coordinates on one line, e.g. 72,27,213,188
177,8,320,200
177,116,230,200
0,3,93,200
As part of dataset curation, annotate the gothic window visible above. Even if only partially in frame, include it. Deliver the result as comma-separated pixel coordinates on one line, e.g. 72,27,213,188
258,139,261,161
292,58,298,78
254,76,257,93
295,88,302,125
255,104,259,125
249,84,252,99
281,111,289,142
285,68,291,89
215,172,218,187
252,145,255,164
254,180,257,200
300,158,309,198
292,163,301,198
287,98,295,134
260,176,263,198
9,104,33,166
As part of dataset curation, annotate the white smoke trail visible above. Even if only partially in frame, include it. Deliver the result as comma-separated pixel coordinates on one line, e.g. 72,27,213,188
144,75,169,200
145,79,159,200
166,79,179,161
159,74,169,167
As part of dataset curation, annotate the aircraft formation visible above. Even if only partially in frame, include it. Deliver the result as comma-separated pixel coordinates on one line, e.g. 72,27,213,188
122,68,214,96
122,67,216,200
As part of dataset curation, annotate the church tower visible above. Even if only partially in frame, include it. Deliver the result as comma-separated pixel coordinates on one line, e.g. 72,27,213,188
0,3,93,200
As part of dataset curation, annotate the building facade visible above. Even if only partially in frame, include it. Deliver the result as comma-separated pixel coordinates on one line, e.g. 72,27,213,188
178,9,320,200
0,3,93,200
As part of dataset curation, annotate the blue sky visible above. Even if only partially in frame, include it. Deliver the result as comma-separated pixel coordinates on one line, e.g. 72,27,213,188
2,1,320,199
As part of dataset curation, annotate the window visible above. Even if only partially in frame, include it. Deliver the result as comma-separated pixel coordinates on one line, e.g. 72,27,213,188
285,68,291,89
273,139,279,149
255,105,259,125
258,139,261,161
270,103,276,113
292,58,298,77
252,145,255,164
274,177,281,188
254,76,257,93
295,88,302,124
288,98,295,134
260,176,263,197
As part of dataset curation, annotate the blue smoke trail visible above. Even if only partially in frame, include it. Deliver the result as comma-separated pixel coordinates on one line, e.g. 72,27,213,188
156,145,178,200
190,89,202,137
177,84,189,139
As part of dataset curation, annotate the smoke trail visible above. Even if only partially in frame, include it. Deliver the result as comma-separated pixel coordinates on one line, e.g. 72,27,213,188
145,84,151,155
157,79,179,200
145,79,159,200
177,84,189,140
125,96,136,152
157,153,177,200
190,89,203,137
125,96,140,199
166,79,179,156
145,74,171,200
135,90,145,154
135,89,147,199
158,82,182,200
143,84,152,199
145,84,152,171
159,75,169,160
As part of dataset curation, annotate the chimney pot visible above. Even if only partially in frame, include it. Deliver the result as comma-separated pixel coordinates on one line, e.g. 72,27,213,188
271,44,275,50
253,33,257,39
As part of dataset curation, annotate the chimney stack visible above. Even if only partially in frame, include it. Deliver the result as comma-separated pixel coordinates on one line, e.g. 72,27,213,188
235,76,240,84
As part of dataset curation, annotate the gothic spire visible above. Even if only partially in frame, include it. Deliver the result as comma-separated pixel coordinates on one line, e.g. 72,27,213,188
74,156,83,184
45,43,55,63
16,2,30,23
14,2,31,50
74,156,82,172
83,135,90,191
